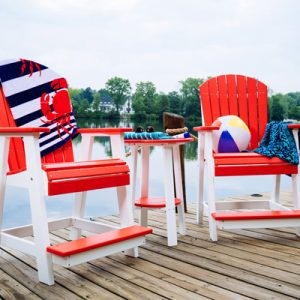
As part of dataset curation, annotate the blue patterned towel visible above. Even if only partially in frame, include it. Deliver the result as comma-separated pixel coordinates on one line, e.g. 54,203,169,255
254,121,299,164
124,132,173,140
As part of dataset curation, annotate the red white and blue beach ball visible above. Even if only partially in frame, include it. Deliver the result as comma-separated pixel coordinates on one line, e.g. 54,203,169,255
212,115,251,153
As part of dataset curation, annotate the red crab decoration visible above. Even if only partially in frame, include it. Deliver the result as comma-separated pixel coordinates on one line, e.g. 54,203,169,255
40,78,73,138
20,58,41,77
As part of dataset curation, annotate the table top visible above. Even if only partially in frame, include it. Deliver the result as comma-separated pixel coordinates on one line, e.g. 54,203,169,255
124,138,193,145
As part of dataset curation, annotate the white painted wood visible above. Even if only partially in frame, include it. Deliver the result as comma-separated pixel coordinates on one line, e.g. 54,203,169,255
204,132,218,241
141,146,150,199
196,132,205,224
23,135,54,285
173,145,186,235
0,136,9,244
271,175,281,204
130,145,138,205
72,218,119,233
163,146,177,246
217,218,300,230
0,233,36,256
2,217,72,237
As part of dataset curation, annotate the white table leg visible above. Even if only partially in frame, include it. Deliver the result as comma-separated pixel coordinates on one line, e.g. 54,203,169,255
163,146,177,246
173,145,186,235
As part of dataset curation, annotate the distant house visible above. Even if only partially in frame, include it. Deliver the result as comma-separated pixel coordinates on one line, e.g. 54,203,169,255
99,90,113,111
121,98,134,115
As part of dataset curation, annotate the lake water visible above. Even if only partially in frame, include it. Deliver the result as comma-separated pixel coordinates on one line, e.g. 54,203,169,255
2,119,292,228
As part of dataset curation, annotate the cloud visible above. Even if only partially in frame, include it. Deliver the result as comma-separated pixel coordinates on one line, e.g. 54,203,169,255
0,0,299,93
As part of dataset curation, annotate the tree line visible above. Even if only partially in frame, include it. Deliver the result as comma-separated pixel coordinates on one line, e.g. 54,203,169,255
69,76,300,122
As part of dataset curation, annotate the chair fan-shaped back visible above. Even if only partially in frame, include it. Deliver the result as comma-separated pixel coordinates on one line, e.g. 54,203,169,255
0,59,76,174
199,74,268,150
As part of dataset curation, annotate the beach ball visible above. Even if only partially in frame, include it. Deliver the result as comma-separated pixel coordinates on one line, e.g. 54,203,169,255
212,115,251,153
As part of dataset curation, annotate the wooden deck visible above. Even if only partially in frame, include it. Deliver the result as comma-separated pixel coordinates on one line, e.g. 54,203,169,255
1,192,300,299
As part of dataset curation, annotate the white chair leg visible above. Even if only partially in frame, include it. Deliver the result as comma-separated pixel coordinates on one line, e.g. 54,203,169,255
205,133,218,241
117,185,138,257
270,175,281,209
292,173,300,236
196,132,205,224
207,177,218,242
24,136,54,285
0,137,9,243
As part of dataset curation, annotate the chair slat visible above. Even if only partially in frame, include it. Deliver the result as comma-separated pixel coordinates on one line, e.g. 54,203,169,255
226,75,238,116
208,77,221,123
257,81,268,142
200,81,213,125
217,75,229,116
247,77,259,149
236,75,249,128
0,86,26,174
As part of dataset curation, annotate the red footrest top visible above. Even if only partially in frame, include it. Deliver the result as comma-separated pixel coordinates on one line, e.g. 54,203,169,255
135,196,181,208
212,210,300,221
47,225,152,257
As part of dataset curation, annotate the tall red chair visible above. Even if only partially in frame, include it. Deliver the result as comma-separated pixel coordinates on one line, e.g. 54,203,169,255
0,59,152,285
194,75,300,241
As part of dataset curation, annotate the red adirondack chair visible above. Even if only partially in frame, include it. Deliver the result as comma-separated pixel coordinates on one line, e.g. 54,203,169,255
194,74,300,241
0,59,152,285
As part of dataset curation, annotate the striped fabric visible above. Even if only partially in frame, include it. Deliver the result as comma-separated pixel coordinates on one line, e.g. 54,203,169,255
0,58,77,157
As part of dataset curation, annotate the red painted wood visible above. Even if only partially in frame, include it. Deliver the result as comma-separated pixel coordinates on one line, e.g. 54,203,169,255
47,165,129,181
61,139,74,162
236,75,248,128
288,124,300,129
78,128,133,134
257,81,268,142
215,164,297,176
0,127,50,133
42,159,126,171
47,225,153,256
247,77,259,149
208,77,221,122
214,153,288,165
124,138,193,144
199,81,213,125
47,173,130,195
135,196,181,208
193,126,220,131
212,210,300,221
0,87,26,174
226,75,238,116
217,75,230,116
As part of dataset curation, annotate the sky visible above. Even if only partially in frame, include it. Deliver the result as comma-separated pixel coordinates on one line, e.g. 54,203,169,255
0,0,299,94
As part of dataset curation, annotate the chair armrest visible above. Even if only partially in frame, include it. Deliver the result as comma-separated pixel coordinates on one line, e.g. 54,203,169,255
77,128,132,136
288,124,300,129
193,126,220,131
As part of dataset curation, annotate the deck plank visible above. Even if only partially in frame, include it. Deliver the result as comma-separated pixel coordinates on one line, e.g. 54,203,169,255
1,192,300,299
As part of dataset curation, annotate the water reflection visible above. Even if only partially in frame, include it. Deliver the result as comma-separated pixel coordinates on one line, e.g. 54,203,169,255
75,118,199,161
3,118,292,228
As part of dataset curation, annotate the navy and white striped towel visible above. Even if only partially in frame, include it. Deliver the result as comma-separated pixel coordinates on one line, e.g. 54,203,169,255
0,58,77,157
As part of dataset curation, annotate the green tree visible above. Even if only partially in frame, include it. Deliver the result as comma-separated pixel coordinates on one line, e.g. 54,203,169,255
92,92,101,112
81,87,94,104
179,77,204,119
132,81,156,115
154,93,169,119
168,91,182,115
270,95,285,121
105,77,131,113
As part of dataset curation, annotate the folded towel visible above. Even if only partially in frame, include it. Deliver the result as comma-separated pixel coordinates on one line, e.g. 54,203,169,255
254,121,299,164
124,131,173,140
